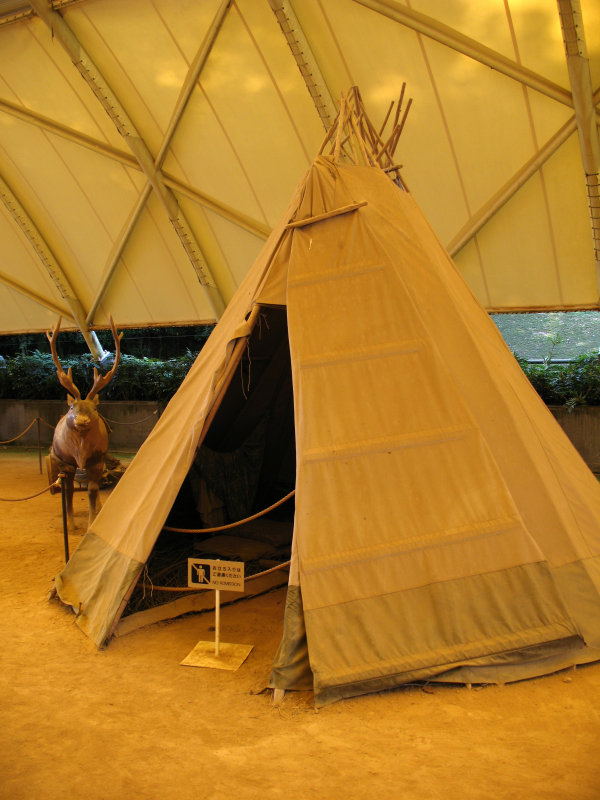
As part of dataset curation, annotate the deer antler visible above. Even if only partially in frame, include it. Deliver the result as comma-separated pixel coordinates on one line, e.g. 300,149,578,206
86,315,123,400
46,316,81,400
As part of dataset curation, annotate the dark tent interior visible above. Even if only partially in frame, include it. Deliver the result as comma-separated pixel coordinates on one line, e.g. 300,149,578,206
123,306,296,618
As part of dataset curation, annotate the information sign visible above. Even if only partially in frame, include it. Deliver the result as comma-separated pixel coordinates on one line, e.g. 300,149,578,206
187,558,244,592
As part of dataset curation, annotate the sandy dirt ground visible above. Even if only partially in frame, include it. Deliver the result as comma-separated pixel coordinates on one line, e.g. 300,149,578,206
1,449,600,800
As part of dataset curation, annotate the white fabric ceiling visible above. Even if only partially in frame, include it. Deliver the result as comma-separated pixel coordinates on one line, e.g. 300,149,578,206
0,0,599,346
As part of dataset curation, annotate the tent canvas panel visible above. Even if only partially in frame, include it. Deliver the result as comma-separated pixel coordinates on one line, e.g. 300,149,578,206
264,159,600,702
54,531,144,642
304,562,577,683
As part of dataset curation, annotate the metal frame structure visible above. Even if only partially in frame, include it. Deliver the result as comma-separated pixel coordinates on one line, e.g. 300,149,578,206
0,0,598,347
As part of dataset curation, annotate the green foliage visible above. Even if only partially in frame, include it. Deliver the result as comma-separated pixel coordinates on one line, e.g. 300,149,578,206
0,325,213,359
2,331,600,411
0,350,196,401
3,351,85,400
0,324,209,401
101,354,196,401
519,353,600,411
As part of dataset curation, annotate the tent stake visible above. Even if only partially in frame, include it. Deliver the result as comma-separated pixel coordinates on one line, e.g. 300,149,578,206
272,688,286,706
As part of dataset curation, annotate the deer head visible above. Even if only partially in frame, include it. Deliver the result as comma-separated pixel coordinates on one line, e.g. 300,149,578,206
46,316,123,405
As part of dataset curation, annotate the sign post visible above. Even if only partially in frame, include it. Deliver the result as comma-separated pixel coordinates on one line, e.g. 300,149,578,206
180,558,253,671
215,588,220,657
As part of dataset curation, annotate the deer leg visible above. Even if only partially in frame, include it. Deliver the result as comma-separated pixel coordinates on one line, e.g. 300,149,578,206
85,463,104,528
87,481,101,527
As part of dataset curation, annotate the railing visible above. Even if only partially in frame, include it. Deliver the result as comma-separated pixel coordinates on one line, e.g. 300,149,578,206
0,403,160,472
0,400,161,454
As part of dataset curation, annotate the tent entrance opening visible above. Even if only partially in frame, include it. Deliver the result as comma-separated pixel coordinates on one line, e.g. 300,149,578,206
122,305,295,618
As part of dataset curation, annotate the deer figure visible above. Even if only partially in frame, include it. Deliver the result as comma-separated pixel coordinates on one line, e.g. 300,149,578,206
47,316,122,531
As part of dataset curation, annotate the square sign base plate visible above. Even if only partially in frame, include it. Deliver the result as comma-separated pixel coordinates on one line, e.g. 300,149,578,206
181,641,253,671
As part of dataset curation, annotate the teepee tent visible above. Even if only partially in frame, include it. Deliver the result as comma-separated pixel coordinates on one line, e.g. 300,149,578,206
55,89,600,706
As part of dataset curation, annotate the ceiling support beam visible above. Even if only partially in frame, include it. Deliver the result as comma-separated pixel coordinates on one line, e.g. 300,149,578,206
447,117,578,257
268,0,337,130
29,0,226,319
0,172,106,358
87,0,232,321
0,270,72,321
157,0,231,166
164,176,271,238
0,0,83,28
0,97,138,167
0,98,271,239
86,185,152,327
0,4,33,27
557,0,600,294
354,0,574,108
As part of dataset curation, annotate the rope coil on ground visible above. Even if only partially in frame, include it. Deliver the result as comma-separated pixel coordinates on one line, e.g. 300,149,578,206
163,489,296,534
0,479,60,502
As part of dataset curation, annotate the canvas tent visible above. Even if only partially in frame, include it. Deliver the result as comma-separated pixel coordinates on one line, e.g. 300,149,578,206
55,90,600,706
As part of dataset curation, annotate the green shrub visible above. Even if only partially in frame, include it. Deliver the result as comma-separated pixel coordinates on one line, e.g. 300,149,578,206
520,353,600,411
0,351,196,401
0,324,213,359
2,343,600,411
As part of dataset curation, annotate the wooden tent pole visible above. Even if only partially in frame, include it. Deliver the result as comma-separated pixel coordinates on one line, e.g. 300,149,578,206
333,93,347,162
393,83,406,130
286,200,368,229
350,113,374,166
318,109,341,155
378,100,395,137
396,98,413,142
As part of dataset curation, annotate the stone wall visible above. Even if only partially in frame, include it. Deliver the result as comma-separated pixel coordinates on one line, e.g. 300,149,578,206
2,400,600,474
548,405,600,473
0,400,162,452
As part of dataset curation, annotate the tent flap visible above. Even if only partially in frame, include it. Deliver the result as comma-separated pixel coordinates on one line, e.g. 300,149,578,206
269,585,313,691
54,532,144,647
